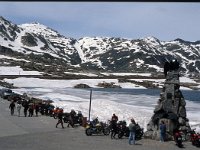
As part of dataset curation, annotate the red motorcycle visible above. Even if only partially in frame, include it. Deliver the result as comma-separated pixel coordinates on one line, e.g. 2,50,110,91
190,129,200,147
173,130,183,148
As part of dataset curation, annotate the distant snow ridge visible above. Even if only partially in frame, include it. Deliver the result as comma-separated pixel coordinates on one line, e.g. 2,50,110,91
19,23,60,37
1,16,200,74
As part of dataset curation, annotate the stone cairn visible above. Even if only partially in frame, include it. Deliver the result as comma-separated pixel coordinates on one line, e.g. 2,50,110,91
144,60,191,141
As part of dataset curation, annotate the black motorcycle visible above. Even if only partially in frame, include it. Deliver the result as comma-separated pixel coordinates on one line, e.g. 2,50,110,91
63,112,83,127
118,122,144,140
110,120,126,139
85,118,110,136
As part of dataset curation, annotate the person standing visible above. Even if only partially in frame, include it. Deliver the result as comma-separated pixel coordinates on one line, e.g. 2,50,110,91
111,114,118,122
17,102,22,117
128,118,136,145
67,109,76,128
9,101,15,116
160,120,166,142
28,104,34,117
35,104,39,117
56,109,64,129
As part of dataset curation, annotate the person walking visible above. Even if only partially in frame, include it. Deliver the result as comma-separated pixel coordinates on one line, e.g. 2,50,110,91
9,101,15,116
110,114,118,139
56,109,64,129
160,120,166,142
23,100,29,117
17,102,22,117
128,118,136,145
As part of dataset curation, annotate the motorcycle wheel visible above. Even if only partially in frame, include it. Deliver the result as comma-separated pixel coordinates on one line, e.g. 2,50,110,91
136,131,143,140
103,128,110,135
118,132,124,139
86,128,92,136
63,118,68,123
197,141,200,147
53,115,57,119
192,141,195,145
177,141,183,148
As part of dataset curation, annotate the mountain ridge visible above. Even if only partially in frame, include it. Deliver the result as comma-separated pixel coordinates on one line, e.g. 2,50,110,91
0,16,200,77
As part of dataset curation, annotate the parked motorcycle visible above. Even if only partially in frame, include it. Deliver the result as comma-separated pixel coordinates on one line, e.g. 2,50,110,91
117,121,129,138
118,121,144,140
52,107,61,119
63,112,83,127
85,118,110,136
173,130,183,148
190,129,200,147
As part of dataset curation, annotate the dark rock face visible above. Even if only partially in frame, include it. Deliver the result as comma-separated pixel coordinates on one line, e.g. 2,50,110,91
74,84,91,88
21,33,38,47
144,69,191,140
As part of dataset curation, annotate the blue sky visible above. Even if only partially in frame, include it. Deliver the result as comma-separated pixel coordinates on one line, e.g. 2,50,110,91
0,2,200,41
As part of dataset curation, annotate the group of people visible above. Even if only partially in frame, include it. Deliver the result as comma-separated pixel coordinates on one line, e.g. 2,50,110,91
8,94,82,130
8,95,167,145
55,108,82,129
9,100,40,117
110,114,167,145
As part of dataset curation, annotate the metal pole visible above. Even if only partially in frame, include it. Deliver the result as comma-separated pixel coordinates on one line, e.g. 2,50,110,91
89,89,92,121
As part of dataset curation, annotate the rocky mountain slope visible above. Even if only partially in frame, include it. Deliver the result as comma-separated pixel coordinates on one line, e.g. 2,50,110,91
0,16,200,78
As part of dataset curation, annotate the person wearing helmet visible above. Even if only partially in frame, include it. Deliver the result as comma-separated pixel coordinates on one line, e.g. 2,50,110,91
56,108,64,129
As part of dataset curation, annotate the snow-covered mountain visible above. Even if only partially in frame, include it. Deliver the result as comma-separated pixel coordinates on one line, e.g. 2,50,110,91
1,16,200,77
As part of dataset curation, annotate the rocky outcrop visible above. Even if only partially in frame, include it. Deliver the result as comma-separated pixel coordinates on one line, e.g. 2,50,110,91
74,84,91,88
144,70,191,141
97,81,121,88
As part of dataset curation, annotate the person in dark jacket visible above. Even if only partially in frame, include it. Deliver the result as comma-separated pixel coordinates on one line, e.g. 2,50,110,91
22,100,29,117
110,114,119,139
56,109,64,129
9,101,15,115
35,104,40,117
67,109,76,128
28,104,34,117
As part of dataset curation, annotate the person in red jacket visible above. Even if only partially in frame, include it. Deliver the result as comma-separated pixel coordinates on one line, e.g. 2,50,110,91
56,109,64,129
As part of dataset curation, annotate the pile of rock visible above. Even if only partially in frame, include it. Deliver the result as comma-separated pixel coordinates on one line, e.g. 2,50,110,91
144,70,191,140
97,81,121,88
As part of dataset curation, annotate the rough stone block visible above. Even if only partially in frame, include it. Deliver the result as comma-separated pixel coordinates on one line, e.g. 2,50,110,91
180,98,186,106
179,106,186,118
178,117,186,125
162,100,173,112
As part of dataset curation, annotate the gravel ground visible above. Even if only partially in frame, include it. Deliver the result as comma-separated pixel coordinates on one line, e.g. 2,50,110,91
0,97,199,150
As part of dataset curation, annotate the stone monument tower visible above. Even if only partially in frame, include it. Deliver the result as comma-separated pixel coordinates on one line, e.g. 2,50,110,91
144,60,191,140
